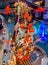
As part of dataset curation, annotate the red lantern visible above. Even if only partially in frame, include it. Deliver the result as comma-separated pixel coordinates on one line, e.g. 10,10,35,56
23,12,29,19
3,5,12,15
36,7,46,13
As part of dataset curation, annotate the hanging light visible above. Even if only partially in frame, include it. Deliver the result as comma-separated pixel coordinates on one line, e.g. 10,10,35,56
38,23,48,42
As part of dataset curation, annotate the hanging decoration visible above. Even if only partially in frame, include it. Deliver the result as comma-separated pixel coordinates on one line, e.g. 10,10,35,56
3,5,12,15
35,7,46,13
8,1,35,61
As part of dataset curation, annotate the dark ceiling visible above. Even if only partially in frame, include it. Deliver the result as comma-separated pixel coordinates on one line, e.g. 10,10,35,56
0,0,42,2
0,0,25,2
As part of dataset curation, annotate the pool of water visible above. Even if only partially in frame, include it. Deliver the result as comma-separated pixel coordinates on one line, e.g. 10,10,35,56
31,53,37,61
6,22,15,36
37,42,48,55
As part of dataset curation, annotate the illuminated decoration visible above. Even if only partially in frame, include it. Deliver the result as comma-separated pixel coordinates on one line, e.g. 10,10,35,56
15,22,35,60
3,5,12,15
8,1,47,62
0,0,47,65
32,26,37,34
39,24,48,42
2,1,47,64
7,1,35,61
35,7,46,13
13,1,33,23
34,1,42,6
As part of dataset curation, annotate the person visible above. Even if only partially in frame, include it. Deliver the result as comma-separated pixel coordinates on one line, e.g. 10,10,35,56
8,17,12,23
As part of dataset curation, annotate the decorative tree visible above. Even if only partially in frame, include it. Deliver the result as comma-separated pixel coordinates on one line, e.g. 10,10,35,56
8,1,44,65
10,1,35,61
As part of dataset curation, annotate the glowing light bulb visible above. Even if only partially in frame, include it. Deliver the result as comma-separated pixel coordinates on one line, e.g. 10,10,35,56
42,32,44,37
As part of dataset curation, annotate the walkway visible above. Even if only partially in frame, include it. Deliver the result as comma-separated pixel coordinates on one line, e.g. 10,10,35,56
0,23,9,65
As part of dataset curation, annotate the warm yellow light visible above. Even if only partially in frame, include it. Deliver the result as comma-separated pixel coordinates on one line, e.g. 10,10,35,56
34,1,42,5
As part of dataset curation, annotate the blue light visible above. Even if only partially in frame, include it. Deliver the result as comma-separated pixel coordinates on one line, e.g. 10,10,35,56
32,26,37,34
39,24,48,42
40,33,47,39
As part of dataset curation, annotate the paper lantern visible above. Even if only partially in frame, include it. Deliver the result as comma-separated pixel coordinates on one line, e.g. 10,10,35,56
27,15,32,22
23,12,29,19
3,5,12,15
36,7,46,13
